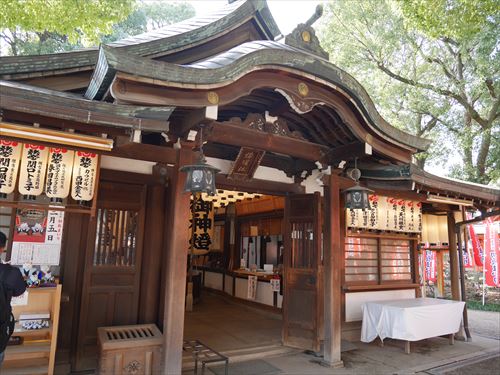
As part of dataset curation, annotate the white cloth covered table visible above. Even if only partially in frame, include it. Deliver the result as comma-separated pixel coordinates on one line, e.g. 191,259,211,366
361,298,465,343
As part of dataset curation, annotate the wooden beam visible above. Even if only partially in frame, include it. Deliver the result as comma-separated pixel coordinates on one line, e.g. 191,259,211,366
110,143,177,164
162,145,193,374
447,212,460,301
324,142,367,164
206,121,328,162
215,174,304,196
323,173,343,367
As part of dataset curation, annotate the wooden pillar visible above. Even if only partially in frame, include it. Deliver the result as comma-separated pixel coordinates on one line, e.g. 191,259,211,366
323,173,343,367
162,146,193,374
447,212,460,301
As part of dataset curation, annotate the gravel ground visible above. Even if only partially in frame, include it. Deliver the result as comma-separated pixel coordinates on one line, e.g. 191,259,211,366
467,309,500,340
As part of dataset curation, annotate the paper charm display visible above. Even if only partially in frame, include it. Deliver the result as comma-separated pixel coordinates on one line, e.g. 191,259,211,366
71,152,98,201
45,148,74,199
0,139,22,195
18,144,49,196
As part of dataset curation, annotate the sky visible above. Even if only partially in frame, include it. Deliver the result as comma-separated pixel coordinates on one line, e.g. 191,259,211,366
189,0,324,35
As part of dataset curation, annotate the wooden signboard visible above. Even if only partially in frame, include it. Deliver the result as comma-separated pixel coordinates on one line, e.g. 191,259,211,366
228,147,265,180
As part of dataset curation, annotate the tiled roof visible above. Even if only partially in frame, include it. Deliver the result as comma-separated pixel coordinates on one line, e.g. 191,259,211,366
88,41,431,152
0,0,280,78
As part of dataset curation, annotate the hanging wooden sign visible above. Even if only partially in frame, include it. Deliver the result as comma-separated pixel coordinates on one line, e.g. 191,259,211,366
0,139,22,195
45,148,74,199
228,147,265,180
18,144,49,196
71,152,98,201
347,194,422,233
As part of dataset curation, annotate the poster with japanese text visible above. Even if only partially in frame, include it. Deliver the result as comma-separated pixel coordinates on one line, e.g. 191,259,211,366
0,139,22,195
18,144,49,196
45,148,74,199
10,209,64,266
425,250,437,282
71,152,98,201
346,194,422,233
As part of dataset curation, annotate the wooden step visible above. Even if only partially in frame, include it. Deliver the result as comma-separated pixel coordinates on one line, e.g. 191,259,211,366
0,365,48,375
4,342,51,361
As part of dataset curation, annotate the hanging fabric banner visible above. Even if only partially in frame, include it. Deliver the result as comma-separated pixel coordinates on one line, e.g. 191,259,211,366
190,193,214,255
425,250,437,282
18,144,49,196
466,212,483,267
71,152,98,201
0,139,22,195
45,148,74,200
484,218,499,287
346,195,422,233
463,243,474,268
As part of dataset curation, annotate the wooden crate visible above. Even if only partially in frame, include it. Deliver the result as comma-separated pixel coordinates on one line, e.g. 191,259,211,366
97,324,162,375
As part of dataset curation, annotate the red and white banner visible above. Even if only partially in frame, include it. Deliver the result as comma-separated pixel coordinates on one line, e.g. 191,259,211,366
466,212,483,267
484,218,499,287
425,250,437,282
0,139,22,195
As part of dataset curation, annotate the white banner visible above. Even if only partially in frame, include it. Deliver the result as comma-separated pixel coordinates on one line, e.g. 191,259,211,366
18,144,49,196
45,148,74,199
0,139,22,195
71,152,98,201
247,275,257,300
347,195,422,233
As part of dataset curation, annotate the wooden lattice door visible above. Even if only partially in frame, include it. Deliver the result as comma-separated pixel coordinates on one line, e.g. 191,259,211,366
282,193,323,351
75,181,146,371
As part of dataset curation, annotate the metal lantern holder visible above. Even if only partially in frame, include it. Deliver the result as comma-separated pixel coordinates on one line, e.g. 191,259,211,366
343,158,373,210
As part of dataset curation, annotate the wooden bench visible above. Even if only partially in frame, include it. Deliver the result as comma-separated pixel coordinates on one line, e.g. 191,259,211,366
183,340,229,375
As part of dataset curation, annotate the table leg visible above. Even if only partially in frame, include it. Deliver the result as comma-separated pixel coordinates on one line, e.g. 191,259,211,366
449,333,454,345
194,354,198,374
378,337,384,347
201,362,206,375
405,341,411,354
225,359,229,375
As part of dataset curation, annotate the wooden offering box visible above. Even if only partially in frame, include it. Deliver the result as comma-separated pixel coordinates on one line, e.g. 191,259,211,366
4,285,62,375
97,324,163,375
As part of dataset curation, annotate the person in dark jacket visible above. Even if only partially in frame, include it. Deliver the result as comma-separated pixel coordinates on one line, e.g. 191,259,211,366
0,231,26,366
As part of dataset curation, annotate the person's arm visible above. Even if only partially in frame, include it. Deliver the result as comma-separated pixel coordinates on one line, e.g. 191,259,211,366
5,266,26,297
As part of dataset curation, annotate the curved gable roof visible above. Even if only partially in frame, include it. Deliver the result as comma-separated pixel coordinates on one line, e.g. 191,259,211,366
88,41,430,152
0,0,279,79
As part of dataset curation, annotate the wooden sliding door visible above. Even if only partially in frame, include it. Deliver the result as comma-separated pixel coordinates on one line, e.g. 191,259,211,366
282,193,323,351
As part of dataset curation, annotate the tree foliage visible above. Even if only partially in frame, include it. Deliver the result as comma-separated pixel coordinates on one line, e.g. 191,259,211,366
0,1,195,55
0,0,134,45
319,0,499,184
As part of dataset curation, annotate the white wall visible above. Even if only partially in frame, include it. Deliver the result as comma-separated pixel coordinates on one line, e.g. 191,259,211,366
101,155,155,175
345,289,416,322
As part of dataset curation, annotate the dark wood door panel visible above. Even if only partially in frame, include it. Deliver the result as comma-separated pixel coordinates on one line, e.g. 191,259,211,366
283,193,323,352
74,180,147,371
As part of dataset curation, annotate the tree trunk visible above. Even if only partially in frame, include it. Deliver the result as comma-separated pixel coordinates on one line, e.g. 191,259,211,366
476,127,492,184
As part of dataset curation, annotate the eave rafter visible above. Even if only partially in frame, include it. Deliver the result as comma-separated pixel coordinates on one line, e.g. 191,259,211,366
110,70,414,163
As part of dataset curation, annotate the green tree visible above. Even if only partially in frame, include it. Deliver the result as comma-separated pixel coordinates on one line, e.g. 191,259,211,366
0,1,195,56
319,0,499,184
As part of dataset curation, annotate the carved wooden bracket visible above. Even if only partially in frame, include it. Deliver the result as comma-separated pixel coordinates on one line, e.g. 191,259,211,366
227,112,307,141
274,88,325,115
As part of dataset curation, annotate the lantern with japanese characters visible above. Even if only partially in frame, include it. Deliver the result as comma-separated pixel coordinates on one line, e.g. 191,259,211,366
71,152,98,202
190,194,214,255
45,148,74,203
0,140,22,198
18,144,49,199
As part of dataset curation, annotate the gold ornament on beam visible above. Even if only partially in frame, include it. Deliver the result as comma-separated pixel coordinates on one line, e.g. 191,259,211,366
207,91,220,105
298,82,309,97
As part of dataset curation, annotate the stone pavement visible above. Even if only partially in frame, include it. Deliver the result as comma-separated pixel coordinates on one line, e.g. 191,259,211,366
183,293,499,375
